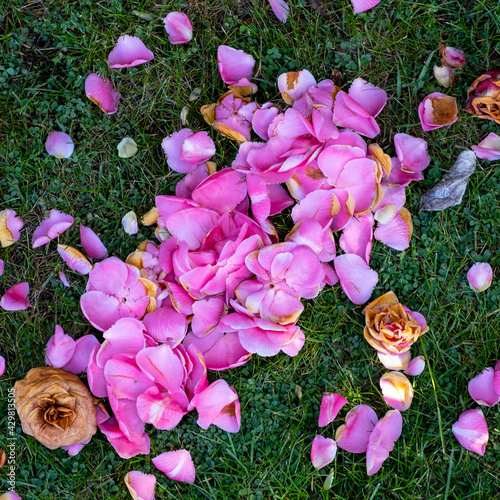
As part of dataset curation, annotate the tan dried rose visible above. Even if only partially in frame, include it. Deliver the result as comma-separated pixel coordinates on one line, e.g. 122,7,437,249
464,70,500,124
14,367,96,450
363,291,429,355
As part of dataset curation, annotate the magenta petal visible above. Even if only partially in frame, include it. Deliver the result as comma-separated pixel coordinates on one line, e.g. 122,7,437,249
63,334,100,374
80,290,121,332
164,12,193,44
124,471,156,500
191,297,225,337
0,282,32,311
351,0,381,13
336,404,378,453
180,131,215,164
143,306,187,345
80,224,108,259
108,35,154,68
99,416,150,459
0,259,3,276
494,360,500,396
105,358,155,400
45,131,74,158
85,73,121,115
136,386,185,430
394,133,430,174
466,263,493,292
366,409,402,476
339,213,374,264
153,450,195,484
404,355,425,376
334,253,378,305
32,209,74,248
318,393,348,427
57,245,93,275
452,409,489,456
162,129,198,174
468,368,500,406
472,132,500,161
0,355,5,377
348,78,387,117
311,435,337,470
217,45,255,85
45,324,76,368
268,0,289,22
332,91,380,138
61,439,90,456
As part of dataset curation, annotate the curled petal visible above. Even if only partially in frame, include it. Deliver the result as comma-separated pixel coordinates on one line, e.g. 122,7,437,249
433,66,455,88
277,70,316,105
122,211,138,235
32,209,74,248
374,208,413,251
143,307,187,346
404,355,425,376
85,73,121,115
348,78,387,118
380,372,413,411
393,133,430,174
336,404,378,453
334,253,378,305
268,0,289,22
452,409,488,456
418,92,458,131
332,91,380,138
377,351,411,371
494,360,500,396
471,132,500,161
0,209,24,248
58,244,93,275
318,393,348,427
153,449,195,484
63,334,100,374
164,12,193,44
468,368,500,406
108,35,154,68
311,435,337,470
467,263,493,292
80,224,108,259
124,471,156,500
45,131,74,158
217,45,255,85
0,282,32,311
439,44,466,69
45,324,76,367
180,131,215,164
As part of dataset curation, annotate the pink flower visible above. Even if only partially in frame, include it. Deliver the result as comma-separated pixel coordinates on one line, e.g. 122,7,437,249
45,131,74,158
467,262,493,292
85,73,121,115
164,12,193,44
471,132,500,161
418,92,458,131
108,35,154,68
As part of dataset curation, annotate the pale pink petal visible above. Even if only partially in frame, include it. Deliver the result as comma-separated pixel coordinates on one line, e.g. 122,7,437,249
433,66,455,87
217,45,255,85
311,106,339,142
80,224,108,259
122,211,138,235
45,324,76,367
317,145,366,185
291,189,340,228
311,435,337,470
366,409,402,476
332,91,380,138
180,131,215,164
57,244,93,275
334,253,378,305
318,393,348,427
268,0,289,22
351,0,381,13
404,355,425,376
377,351,411,371
108,35,154,68
247,174,271,223
62,334,100,374
87,345,107,398
32,209,74,248
164,12,193,45
440,45,466,69
143,307,187,345
0,282,32,311
136,386,185,430
85,73,121,114
124,471,156,500
348,78,387,117
153,450,195,484
374,208,412,251
418,92,458,131
0,493,22,500
0,259,3,276
105,358,155,400
468,368,500,406
339,213,373,264
0,355,5,377
380,372,413,411
162,129,198,174
467,263,493,292
277,70,316,104
394,133,430,174
452,409,488,456
471,133,500,161
335,404,378,453
45,131,74,158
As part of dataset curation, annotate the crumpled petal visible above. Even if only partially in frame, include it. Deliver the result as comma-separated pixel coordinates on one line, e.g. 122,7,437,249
311,435,337,470
277,70,316,105
108,35,154,68
318,393,348,427
439,44,466,69
62,334,100,374
152,450,196,484
418,92,458,131
32,209,74,248
468,367,500,406
164,12,193,44
380,371,413,411
466,263,493,292
180,131,215,164
80,224,108,259
45,324,76,367
433,66,455,88
217,45,255,85
374,208,413,251
45,131,74,158
471,133,500,161
452,409,488,456
85,73,121,115
0,282,32,311
124,471,156,500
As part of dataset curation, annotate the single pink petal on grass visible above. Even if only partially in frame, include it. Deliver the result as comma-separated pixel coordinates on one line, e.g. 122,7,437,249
32,209,74,248
85,73,121,115
61,438,91,456
0,282,31,311
63,334,100,374
0,209,23,248
318,393,348,427
335,404,378,453
0,493,22,500
439,44,466,69
380,372,413,411
45,131,74,158
164,12,193,44
108,35,154,68
0,355,5,377
377,351,411,371
153,450,196,484
366,409,402,476
334,253,378,305
468,368,500,406
351,0,381,14
277,69,316,105
268,0,289,22
467,263,493,292
452,409,488,456
217,45,255,85
433,66,455,88
59,271,71,287
404,355,425,376
80,224,108,259
58,244,93,275
311,435,337,470
471,133,500,161
418,92,458,131
45,324,76,367
124,471,156,500
374,208,413,251
122,211,138,235
180,131,215,164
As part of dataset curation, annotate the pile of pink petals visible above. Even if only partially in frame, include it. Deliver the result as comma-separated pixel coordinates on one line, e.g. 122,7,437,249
311,393,403,476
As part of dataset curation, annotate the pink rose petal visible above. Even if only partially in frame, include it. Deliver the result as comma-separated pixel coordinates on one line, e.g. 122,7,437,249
108,35,154,68
32,209,74,248
351,0,381,13
80,224,108,259
62,334,100,374
418,92,458,131
0,259,4,276
334,253,378,305
318,393,348,427
0,355,5,377
45,131,74,158
471,133,500,161
452,409,488,456
404,355,425,376
440,44,466,69
180,131,215,164
311,435,337,470
164,12,193,44
380,372,413,411
57,244,93,275
124,471,156,500
153,450,196,484
335,404,378,453
85,73,121,115
433,66,455,88
0,282,32,311
268,0,289,22
468,367,500,406
59,271,71,287
467,263,493,292
0,209,24,248
45,324,76,367
377,351,411,371
277,69,316,104
217,45,255,85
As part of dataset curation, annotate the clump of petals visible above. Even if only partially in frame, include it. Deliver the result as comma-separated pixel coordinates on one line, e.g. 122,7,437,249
468,368,500,406
0,210,24,248
439,44,466,69
380,372,413,411
318,393,348,427
58,245,93,275
80,224,108,259
217,45,255,85
452,409,488,456
467,262,493,292
108,35,154,68
164,12,192,44
434,66,455,88
418,92,458,131
335,404,378,453
268,0,289,22
153,450,196,484
32,209,74,248
0,282,31,311
471,133,500,161
45,131,74,158
122,211,138,235
404,356,425,376
311,435,337,470
124,471,156,500
85,73,121,115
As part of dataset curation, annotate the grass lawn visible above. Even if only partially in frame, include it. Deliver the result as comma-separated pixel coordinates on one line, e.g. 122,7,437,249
1,0,500,498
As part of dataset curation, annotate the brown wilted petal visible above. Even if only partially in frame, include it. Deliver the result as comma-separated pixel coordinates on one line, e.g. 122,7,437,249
464,70,500,124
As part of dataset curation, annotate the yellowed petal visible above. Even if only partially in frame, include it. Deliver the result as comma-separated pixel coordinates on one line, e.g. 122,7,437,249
141,207,159,226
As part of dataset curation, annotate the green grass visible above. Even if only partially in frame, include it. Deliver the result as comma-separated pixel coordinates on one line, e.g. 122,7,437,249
1,0,500,498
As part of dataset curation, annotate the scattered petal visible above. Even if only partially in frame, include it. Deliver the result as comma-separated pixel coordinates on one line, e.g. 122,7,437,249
418,92,458,131
0,282,31,311
380,372,413,411
45,131,74,158
433,66,455,88
0,210,24,248
122,211,138,235
217,45,255,85
32,209,74,248
117,137,138,158
351,0,381,13
336,404,378,453
467,263,493,292
318,393,348,427
468,368,500,406
0,355,5,377
334,253,378,305
439,44,466,69
452,409,488,456
80,224,108,259
59,271,70,287
268,0,289,22
311,435,337,470
108,35,154,68
153,450,196,484
124,471,156,500
45,324,76,367
164,12,193,45
404,355,425,376
377,351,411,371
85,73,121,115
471,132,500,161
58,244,93,275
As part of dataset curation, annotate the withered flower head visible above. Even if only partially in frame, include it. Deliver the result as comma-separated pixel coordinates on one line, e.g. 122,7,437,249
14,367,96,450
363,291,429,355
464,70,500,124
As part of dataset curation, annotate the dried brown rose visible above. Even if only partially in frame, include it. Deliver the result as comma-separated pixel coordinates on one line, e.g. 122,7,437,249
14,367,96,450
464,70,500,124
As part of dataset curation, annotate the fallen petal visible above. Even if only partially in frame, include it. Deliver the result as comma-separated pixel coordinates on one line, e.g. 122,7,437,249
117,137,138,158
32,209,74,248
439,44,466,69
268,0,289,22
471,132,500,161
45,131,74,158
80,224,108,259
468,367,500,406
404,355,425,376
452,409,488,456
45,324,76,367
334,253,378,305
217,45,255,85
318,393,348,427
85,73,121,115
164,12,193,44
350,0,381,13
153,449,196,484
311,435,337,470
374,208,413,251
336,404,378,453
377,351,411,371
124,471,156,500
380,371,413,411
122,211,138,235
0,209,24,248
0,355,5,377
0,282,32,311
418,92,458,131
58,244,93,275
433,66,455,88
467,263,493,292
108,35,154,68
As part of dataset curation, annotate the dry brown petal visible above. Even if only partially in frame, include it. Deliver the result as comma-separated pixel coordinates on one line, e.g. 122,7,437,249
429,95,457,125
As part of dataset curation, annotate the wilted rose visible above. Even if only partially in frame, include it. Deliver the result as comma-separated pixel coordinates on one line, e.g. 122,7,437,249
14,367,96,450
363,291,429,355
464,70,500,124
